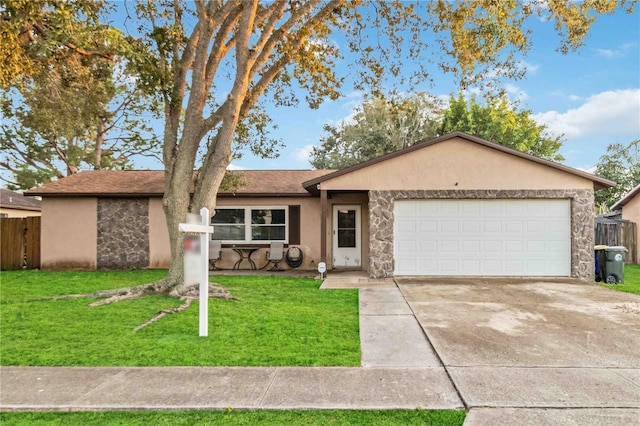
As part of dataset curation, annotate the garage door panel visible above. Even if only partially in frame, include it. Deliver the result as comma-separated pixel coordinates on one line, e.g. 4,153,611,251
394,199,571,277
419,240,437,252
484,221,502,233
419,221,437,232
462,240,481,252
462,221,481,233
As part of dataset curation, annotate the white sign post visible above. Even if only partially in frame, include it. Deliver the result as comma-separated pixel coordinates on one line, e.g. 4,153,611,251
178,207,213,337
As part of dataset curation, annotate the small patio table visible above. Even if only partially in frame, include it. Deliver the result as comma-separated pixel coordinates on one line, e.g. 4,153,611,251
231,247,260,270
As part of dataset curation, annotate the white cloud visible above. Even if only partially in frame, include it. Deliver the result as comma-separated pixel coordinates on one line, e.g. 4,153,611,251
577,165,598,174
595,43,636,58
518,60,540,75
505,83,530,102
292,144,315,166
568,94,583,102
226,163,247,170
533,89,640,138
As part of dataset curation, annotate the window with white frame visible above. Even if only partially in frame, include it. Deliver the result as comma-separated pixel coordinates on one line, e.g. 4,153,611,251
212,207,288,243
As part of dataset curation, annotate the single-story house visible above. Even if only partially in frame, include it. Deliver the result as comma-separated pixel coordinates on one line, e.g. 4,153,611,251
0,188,42,218
26,132,614,280
611,184,640,263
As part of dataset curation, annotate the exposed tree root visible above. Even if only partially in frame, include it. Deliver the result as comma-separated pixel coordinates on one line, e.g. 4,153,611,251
133,284,239,331
30,280,239,331
31,281,168,304
133,298,193,331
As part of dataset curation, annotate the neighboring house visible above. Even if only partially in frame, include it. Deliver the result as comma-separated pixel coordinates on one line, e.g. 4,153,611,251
611,184,640,263
26,132,614,280
0,188,41,218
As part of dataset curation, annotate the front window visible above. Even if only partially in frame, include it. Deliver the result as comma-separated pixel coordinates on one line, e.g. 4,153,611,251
212,207,288,243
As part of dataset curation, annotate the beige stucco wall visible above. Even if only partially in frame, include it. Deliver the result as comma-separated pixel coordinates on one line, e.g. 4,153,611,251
621,194,640,264
41,197,97,270
320,137,593,191
147,196,327,271
0,207,41,218
149,197,171,268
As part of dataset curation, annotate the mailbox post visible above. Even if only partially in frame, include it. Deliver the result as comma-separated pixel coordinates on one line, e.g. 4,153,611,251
178,207,213,337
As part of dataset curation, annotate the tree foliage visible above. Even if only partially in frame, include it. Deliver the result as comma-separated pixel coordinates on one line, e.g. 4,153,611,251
0,0,122,89
1,0,634,294
595,140,640,211
439,93,565,162
310,93,441,169
0,0,160,190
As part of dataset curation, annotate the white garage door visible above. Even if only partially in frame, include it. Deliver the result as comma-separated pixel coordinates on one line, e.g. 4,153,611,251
394,199,571,276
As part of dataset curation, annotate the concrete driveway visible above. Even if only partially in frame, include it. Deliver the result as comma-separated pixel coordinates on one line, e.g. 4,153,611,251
395,277,640,424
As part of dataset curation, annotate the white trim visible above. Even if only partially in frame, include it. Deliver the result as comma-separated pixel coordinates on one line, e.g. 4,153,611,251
211,205,289,244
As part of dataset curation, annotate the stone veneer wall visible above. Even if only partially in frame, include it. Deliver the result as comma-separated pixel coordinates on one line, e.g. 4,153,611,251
97,198,149,269
368,189,595,280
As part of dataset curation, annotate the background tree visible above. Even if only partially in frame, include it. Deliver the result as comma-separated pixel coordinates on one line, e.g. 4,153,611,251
439,93,565,162
594,140,640,211
0,60,161,190
1,0,633,302
0,0,159,190
310,93,441,169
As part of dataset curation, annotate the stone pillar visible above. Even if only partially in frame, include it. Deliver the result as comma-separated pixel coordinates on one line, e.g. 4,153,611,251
97,198,150,270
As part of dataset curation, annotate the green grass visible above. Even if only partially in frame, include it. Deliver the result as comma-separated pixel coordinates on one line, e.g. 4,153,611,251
600,264,640,295
0,271,360,366
0,410,465,425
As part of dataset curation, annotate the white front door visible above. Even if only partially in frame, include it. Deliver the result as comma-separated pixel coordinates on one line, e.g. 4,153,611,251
332,205,361,268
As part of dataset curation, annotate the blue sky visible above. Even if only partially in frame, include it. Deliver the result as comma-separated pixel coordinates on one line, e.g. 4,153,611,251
218,6,639,173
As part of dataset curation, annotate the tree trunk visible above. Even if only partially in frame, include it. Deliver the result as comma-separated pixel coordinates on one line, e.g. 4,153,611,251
95,119,104,169
161,173,191,297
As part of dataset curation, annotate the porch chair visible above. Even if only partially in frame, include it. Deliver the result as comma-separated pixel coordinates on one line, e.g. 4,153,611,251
209,241,222,270
265,242,284,271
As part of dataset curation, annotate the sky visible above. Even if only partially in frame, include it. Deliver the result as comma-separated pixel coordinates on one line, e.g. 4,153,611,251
5,3,637,185
218,6,639,173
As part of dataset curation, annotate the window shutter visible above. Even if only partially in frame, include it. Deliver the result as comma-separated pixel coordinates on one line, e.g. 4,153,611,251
289,205,300,245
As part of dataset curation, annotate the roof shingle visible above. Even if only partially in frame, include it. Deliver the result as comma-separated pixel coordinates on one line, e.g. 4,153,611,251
0,188,42,210
25,170,334,197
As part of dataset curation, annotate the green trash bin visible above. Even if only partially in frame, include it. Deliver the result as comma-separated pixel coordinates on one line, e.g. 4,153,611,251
603,246,628,284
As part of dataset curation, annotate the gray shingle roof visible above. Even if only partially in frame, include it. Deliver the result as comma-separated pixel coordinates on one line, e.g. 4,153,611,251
0,188,42,210
25,170,334,197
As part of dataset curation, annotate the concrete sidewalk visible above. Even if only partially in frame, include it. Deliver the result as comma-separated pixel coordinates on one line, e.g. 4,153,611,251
0,366,461,411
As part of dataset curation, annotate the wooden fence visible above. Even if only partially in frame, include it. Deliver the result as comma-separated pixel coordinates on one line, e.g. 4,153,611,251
0,217,41,270
595,220,637,264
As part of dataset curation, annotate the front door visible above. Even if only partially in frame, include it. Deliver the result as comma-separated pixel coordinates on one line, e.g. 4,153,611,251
332,205,361,268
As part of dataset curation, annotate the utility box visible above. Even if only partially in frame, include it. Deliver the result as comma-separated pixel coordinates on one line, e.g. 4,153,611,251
603,246,628,284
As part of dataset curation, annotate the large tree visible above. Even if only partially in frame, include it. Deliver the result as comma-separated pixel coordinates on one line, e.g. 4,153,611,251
594,140,640,212
439,93,565,162
2,0,634,303
310,93,441,169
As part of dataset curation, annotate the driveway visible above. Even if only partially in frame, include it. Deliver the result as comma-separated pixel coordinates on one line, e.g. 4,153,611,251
395,277,640,423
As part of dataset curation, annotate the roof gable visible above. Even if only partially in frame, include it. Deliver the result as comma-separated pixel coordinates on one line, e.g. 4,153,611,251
303,132,615,192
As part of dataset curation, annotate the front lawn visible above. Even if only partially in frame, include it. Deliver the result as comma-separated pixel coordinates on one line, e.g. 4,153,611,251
600,264,640,295
0,410,465,426
0,271,360,366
